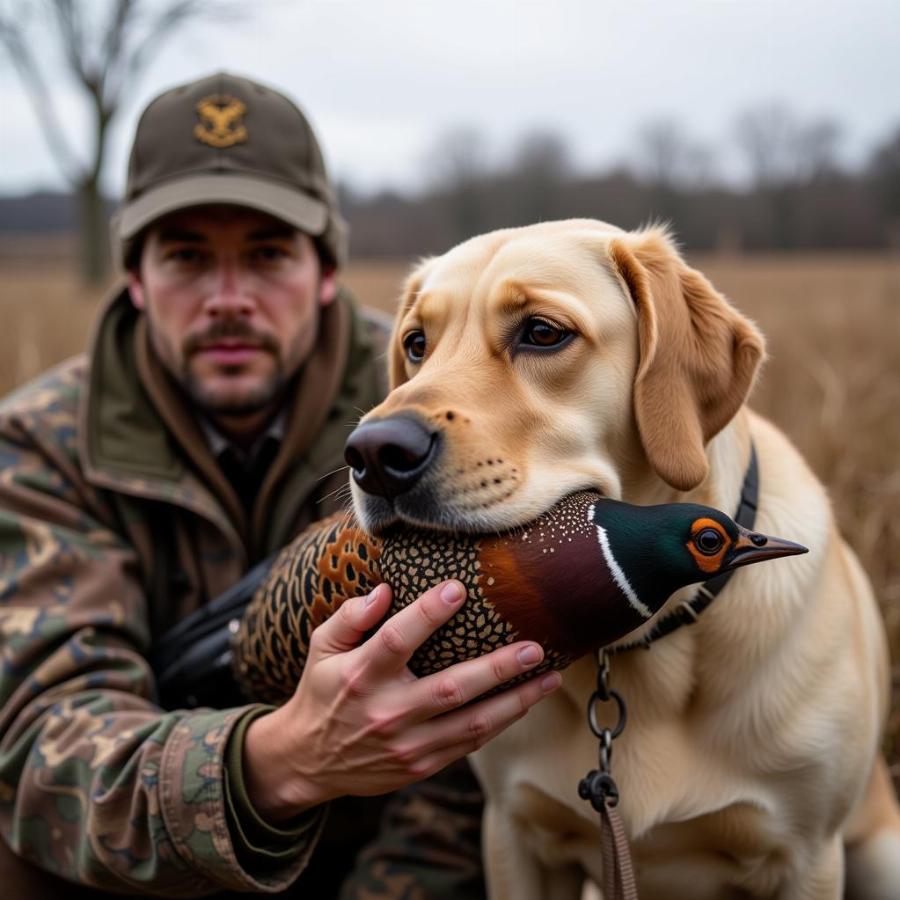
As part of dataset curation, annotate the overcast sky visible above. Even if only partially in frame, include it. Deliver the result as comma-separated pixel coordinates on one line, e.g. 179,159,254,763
2,0,898,198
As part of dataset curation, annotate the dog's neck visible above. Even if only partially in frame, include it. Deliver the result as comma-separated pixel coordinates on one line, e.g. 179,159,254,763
688,413,754,515
619,412,753,515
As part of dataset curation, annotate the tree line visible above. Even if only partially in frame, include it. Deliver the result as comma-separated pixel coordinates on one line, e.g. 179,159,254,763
4,107,899,265
341,110,900,258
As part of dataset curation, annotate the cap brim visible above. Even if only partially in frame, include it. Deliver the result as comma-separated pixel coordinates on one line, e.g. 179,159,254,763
117,173,329,239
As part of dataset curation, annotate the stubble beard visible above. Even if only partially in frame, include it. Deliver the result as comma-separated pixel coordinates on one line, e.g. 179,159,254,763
145,314,295,419
181,362,288,418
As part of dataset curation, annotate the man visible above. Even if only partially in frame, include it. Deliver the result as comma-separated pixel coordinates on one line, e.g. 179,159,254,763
0,73,559,897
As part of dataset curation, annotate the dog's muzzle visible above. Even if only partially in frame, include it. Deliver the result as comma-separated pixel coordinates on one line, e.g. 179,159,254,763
345,415,439,500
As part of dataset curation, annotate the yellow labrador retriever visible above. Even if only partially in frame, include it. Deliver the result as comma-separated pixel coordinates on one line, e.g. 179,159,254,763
349,219,900,899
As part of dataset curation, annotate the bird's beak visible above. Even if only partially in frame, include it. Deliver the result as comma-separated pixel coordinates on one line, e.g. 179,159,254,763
727,525,808,568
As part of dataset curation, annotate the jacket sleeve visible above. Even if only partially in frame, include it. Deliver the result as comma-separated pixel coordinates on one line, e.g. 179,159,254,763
0,417,323,894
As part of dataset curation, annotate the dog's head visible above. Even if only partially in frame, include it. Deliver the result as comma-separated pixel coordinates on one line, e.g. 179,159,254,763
346,219,765,533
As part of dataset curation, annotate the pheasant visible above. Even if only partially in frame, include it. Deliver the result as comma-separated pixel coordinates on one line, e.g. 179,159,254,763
233,490,805,704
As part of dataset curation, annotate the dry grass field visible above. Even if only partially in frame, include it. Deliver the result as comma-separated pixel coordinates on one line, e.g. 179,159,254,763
1,245,899,783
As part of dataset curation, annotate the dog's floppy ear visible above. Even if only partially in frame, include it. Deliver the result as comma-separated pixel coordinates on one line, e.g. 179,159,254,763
608,228,765,491
389,258,434,389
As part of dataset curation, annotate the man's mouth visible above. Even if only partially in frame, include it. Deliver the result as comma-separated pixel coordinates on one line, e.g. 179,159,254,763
194,340,267,366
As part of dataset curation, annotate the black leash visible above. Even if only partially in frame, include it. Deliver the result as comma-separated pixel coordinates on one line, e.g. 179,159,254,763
578,443,760,900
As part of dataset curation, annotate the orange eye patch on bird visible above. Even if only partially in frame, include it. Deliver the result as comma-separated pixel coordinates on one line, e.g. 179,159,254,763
233,492,806,704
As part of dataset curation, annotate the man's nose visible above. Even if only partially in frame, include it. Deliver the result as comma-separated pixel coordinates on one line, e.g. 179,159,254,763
204,262,254,316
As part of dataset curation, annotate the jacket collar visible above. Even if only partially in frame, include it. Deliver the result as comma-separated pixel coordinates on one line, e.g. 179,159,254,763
79,286,362,553
200,409,287,466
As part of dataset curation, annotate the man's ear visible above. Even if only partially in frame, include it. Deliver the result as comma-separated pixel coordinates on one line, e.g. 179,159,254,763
608,228,765,491
389,257,434,389
319,266,338,306
126,269,146,311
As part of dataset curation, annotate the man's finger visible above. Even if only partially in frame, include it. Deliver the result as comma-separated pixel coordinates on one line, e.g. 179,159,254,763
403,640,549,721
360,580,466,674
310,583,393,656
415,671,563,768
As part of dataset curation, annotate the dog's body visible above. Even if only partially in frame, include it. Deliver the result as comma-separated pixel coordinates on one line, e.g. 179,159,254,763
350,220,900,898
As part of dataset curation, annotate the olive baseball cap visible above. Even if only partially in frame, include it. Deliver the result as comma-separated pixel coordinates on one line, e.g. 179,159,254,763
112,72,347,268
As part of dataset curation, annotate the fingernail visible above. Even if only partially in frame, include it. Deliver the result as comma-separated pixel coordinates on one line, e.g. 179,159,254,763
517,645,542,667
441,582,464,604
540,673,562,692
365,585,381,605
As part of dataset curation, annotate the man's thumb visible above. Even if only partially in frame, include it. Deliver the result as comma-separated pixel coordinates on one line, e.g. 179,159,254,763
311,583,392,655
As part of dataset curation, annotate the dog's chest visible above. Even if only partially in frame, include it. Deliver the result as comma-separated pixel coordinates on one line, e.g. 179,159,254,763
630,804,790,899
508,780,788,899
495,654,793,898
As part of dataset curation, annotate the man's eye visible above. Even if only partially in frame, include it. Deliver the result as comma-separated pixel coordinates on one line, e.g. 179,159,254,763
252,245,289,262
403,330,426,363
167,248,205,264
519,318,572,350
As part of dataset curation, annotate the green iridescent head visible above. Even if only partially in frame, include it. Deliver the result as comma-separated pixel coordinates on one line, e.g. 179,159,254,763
589,499,807,610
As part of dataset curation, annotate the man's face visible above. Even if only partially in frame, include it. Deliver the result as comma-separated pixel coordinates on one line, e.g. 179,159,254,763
128,205,337,422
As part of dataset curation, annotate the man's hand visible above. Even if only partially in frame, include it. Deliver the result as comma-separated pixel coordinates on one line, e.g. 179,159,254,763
242,579,561,822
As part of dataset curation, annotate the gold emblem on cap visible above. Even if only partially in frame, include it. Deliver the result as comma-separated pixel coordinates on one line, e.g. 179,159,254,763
194,95,248,148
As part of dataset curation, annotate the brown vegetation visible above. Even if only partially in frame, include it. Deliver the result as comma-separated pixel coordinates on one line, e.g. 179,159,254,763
1,248,898,782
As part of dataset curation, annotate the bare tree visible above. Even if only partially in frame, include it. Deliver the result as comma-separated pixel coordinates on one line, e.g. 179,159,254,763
506,129,571,224
794,120,842,181
633,118,716,191
735,102,841,188
512,130,570,180
869,126,900,247
424,126,491,241
425,126,489,191
629,118,717,233
0,0,241,284
735,103,842,247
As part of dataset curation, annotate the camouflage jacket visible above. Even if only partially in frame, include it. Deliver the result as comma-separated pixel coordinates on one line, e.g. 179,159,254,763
0,287,403,896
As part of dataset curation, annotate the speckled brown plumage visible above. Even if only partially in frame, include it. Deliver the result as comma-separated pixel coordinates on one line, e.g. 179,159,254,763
234,492,621,703
233,490,808,706
235,516,383,704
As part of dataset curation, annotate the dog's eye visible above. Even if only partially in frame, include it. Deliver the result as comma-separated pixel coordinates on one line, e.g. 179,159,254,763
403,330,426,363
694,528,724,555
520,318,571,349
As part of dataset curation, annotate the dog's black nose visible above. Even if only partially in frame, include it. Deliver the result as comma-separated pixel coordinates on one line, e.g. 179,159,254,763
345,416,438,499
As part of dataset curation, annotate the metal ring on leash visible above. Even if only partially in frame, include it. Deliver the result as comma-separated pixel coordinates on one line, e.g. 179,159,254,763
587,687,627,740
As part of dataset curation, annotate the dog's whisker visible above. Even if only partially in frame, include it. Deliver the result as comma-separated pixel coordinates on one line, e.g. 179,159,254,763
315,463,351,485
319,486,351,506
